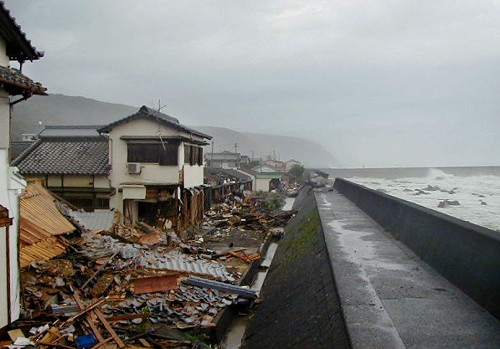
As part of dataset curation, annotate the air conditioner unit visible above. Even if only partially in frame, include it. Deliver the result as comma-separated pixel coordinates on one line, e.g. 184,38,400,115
127,163,141,174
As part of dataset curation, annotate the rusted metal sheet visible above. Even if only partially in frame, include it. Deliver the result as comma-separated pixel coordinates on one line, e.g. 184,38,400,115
20,183,75,240
0,205,12,227
19,237,67,267
19,183,74,266
132,275,180,294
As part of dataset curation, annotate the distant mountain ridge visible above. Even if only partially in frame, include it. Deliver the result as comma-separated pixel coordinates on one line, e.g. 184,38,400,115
11,94,333,167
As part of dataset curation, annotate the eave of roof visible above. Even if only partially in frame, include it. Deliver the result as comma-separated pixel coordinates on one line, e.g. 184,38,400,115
98,105,212,140
0,1,43,62
120,135,209,146
0,65,47,96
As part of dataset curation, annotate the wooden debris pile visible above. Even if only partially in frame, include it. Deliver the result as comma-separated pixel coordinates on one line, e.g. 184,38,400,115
5,191,297,349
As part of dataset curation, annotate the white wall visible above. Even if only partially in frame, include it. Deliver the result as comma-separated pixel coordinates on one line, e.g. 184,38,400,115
0,224,7,328
108,119,183,188
108,119,206,191
0,90,10,149
0,150,25,329
255,178,271,192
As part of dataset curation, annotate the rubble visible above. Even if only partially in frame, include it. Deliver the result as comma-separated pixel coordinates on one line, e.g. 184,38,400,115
5,187,298,348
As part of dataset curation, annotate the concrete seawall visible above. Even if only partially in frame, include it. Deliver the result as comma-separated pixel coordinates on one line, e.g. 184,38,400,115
334,178,500,320
242,186,350,349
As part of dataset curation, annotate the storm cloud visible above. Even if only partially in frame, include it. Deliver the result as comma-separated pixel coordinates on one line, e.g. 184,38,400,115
8,0,500,167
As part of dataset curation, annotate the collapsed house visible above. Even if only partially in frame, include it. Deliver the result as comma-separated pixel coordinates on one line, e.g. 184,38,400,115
9,180,296,348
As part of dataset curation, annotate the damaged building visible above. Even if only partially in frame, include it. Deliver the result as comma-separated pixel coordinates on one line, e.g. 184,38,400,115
97,106,212,229
14,106,213,230
0,0,46,331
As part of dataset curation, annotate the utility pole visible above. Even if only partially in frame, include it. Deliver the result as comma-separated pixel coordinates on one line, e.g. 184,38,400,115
211,140,214,168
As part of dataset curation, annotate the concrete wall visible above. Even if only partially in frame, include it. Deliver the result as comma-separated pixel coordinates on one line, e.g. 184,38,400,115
334,178,500,320
242,186,350,349
254,178,270,192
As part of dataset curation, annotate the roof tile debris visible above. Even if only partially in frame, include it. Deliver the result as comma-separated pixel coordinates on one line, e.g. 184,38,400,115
14,139,110,175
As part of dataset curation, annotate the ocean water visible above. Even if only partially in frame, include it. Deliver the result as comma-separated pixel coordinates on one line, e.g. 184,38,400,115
346,168,500,232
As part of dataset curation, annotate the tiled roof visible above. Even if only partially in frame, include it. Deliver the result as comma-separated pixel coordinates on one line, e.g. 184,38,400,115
14,138,110,175
98,105,212,140
0,65,47,95
38,125,103,138
0,1,44,62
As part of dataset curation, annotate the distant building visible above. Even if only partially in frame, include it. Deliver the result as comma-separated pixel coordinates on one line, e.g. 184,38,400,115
238,163,284,192
205,151,241,169
264,159,286,173
285,159,303,172
0,1,46,330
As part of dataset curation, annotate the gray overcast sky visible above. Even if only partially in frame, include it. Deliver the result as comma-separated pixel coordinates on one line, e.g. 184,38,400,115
7,0,500,168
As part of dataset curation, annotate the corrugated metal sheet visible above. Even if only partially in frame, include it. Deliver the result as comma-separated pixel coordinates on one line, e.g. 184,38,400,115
139,250,234,282
68,210,115,232
19,183,74,265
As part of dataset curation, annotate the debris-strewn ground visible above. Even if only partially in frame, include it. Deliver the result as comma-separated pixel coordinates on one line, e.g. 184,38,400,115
5,191,297,349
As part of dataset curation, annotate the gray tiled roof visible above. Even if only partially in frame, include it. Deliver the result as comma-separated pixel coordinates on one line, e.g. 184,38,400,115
38,125,103,138
14,138,110,175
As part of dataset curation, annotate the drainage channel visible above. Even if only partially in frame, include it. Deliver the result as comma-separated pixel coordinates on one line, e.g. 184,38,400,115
220,198,295,349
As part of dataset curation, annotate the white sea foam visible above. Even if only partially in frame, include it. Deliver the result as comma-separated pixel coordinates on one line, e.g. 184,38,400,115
348,169,500,232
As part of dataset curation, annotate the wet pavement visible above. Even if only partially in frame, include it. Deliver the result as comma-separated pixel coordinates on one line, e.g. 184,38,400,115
317,189,500,349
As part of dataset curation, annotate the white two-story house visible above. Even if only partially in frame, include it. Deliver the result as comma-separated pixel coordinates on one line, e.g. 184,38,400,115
0,1,46,330
98,106,212,228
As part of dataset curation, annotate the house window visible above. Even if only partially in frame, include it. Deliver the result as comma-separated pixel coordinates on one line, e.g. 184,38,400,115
198,147,203,165
184,145,203,166
159,143,179,166
127,142,179,166
128,144,160,163
190,146,198,165
184,145,191,164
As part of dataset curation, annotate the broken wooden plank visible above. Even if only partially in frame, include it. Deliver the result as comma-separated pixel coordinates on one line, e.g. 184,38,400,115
60,297,108,327
93,309,125,348
81,251,118,289
72,292,105,343
105,313,149,322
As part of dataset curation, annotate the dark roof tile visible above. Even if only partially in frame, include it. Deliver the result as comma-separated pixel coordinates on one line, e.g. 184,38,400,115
14,138,109,175
0,65,46,95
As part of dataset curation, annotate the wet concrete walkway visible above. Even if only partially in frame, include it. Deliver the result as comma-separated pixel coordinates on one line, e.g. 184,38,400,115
316,189,500,349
